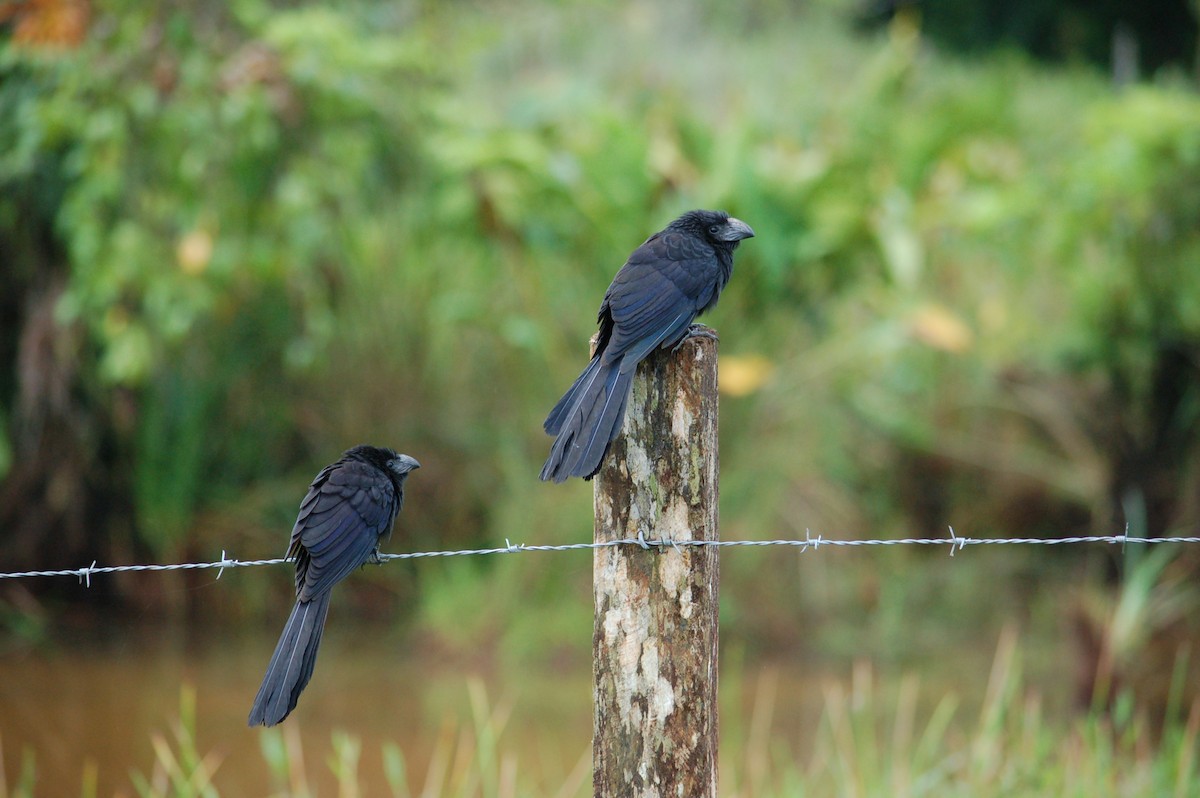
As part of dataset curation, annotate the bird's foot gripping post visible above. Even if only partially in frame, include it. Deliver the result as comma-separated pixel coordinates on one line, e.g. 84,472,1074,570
677,322,719,349
592,332,720,798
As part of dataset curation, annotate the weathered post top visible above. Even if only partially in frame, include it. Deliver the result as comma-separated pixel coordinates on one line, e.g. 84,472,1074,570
592,328,720,798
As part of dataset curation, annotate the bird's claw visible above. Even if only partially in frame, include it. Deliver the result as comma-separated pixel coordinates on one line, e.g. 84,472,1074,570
673,324,719,352
367,549,384,565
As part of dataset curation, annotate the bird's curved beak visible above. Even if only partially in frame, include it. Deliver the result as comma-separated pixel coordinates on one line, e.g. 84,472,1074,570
391,454,421,474
725,218,755,241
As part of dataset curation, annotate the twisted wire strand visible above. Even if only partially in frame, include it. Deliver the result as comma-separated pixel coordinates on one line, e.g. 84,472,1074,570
1,532,1193,585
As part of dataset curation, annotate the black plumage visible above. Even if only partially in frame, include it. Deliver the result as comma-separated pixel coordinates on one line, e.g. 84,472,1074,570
540,210,754,482
248,445,420,727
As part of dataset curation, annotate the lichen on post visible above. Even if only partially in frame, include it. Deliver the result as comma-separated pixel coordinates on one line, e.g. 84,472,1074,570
592,327,720,798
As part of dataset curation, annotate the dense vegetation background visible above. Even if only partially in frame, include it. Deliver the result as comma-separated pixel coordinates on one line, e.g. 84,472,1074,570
2,0,1200,794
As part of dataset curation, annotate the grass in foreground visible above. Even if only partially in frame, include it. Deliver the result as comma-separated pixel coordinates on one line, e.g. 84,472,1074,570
4,629,1197,797
723,627,1200,797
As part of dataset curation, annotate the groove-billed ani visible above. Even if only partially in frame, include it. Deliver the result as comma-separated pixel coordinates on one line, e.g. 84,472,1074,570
540,210,754,482
248,445,420,727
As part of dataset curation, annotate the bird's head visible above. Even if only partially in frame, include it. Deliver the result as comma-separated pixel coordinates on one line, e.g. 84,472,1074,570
348,441,422,472
386,453,421,479
673,210,755,247
345,445,421,482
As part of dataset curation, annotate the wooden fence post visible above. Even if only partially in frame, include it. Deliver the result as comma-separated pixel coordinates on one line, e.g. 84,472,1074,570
592,328,720,798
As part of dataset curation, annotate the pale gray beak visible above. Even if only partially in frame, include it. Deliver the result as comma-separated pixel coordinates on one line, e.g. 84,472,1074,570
389,454,421,475
723,217,755,242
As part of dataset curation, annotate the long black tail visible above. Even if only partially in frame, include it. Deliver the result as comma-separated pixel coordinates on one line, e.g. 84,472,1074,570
540,354,634,482
247,591,331,727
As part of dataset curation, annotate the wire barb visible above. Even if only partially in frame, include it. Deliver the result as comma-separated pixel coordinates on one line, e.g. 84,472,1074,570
215,550,234,580
801,529,824,553
948,526,967,557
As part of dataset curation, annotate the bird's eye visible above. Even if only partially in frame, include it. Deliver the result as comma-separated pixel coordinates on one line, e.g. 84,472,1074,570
708,224,721,234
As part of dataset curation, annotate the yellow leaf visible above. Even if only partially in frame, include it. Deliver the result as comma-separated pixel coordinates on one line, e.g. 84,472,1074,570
909,303,973,353
176,230,213,275
3,0,89,49
719,354,775,397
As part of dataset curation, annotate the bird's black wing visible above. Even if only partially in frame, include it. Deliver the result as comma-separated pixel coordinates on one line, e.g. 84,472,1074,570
287,460,398,602
601,230,719,365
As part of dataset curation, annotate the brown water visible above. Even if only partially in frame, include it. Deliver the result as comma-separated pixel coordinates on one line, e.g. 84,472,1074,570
0,611,1030,796
0,620,598,796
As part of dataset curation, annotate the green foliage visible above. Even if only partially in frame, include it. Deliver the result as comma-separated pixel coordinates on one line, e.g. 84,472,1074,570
129,687,219,798
720,631,1200,797
0,408,10,482
0,739,37,798
7,652,1200,797
3,0,1200,650
252,677,588,797
5,4,1200,797
713,30,1200,552
40,3,431,387
2,0,435,553
862,0,1200,77
1059,87,1200,393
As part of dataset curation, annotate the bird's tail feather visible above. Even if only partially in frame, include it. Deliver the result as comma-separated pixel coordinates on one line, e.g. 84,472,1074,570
544,354,602,436
540,358,634,482
247,592,331,727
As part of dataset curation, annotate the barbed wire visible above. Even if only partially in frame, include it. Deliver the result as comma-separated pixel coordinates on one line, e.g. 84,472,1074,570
2,529,1198,586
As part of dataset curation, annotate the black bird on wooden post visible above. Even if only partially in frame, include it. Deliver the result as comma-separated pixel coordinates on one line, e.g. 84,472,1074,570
540,209,754,482
248,445,420,727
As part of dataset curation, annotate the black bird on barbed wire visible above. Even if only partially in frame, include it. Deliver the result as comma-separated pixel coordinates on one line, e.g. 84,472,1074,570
540,209,755,483
248,445,420,727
